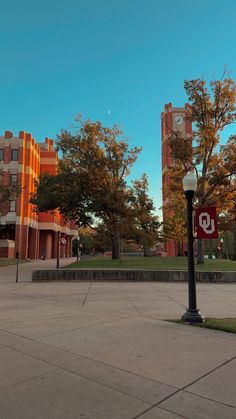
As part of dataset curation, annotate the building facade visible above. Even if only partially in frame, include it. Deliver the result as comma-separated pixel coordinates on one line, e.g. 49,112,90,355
161,103,192,256
0,130,77,259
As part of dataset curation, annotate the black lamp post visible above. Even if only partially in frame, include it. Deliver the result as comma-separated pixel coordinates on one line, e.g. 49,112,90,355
16,250,19,283
76,236,80,261
220,238,224,259
56,231,60,269
182,172,204,323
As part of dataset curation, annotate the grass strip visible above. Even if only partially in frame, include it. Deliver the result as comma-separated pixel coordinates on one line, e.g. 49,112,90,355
168,318,236,334
0,259,28,267
67,256,236,271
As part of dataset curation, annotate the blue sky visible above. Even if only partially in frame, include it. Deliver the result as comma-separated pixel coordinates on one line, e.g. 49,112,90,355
1,0,236,212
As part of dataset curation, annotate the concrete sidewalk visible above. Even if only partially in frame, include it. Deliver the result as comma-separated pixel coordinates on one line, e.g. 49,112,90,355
0,257,76,284
0,261,235,418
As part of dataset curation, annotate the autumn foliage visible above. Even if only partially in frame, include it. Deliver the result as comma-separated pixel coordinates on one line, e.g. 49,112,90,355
167,74,236,261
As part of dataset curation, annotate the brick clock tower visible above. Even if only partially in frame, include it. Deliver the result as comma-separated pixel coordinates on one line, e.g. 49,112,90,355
161,103,192,256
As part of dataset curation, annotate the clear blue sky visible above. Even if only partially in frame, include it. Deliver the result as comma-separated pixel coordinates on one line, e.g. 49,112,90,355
1,0,236,212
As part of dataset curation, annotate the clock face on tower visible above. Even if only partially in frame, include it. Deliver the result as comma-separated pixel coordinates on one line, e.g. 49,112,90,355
175,115,184,125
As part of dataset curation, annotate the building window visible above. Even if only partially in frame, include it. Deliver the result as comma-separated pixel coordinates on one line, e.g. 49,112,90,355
0,173,3,184
12,149,18,161
11,174,17,185
10,200,16,212
0,149,4,160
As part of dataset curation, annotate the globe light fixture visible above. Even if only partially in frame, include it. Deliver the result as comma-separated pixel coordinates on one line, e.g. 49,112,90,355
182,171,197,192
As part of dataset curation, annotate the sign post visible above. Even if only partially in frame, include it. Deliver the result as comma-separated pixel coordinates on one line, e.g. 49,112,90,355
16,250,19,283
56,231,60,269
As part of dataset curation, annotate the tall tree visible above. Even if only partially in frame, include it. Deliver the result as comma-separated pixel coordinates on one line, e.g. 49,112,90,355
131,174,160,256
169,74,236,263
0,182,21,241
162,165,187,255
32,119,142,259
0,184,21,206
0,183,21,218
217,136,236,259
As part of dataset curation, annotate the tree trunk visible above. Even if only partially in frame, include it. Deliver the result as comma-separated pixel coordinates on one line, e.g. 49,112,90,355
208,239,213,259
143,245,150,257
197,239,204,264
177,241,182,256
232,217,236,261
112,231,120,259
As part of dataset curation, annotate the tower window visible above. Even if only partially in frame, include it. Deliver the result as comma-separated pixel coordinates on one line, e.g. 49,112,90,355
11,174,17,185
10,200,16,212
12,149,18,161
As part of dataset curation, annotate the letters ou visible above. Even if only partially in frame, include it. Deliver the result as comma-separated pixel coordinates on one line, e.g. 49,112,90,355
199,212,215,234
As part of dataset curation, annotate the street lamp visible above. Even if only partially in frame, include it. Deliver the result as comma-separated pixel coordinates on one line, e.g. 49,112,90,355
16,250,19,283
76,236,80,261
56,231,61,269
220,238,224,259
182,171,204,323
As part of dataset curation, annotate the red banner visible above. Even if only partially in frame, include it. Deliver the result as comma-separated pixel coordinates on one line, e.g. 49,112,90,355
61,236,67,245
196,207,218,239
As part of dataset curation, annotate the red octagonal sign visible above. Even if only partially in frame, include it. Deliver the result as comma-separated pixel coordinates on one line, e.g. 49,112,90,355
196,207,218,239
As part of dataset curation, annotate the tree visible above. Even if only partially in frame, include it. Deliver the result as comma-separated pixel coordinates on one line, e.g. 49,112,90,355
218,136,236,259
162,165,187,255
0,184,21,205
131,174,160,255
169,74,236,263
0,183,21,217
72,227,108,255
32,118,142,259
0,183,22,241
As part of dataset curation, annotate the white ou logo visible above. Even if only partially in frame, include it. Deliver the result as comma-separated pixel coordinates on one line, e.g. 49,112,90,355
61,237,67,245
199,212,215,234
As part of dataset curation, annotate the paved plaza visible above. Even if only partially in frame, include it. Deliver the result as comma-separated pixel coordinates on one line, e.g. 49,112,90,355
0,259,236,418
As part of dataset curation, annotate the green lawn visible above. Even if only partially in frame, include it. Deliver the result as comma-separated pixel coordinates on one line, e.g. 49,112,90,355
67,256,236,271
170,318,236,334
0,259,28,267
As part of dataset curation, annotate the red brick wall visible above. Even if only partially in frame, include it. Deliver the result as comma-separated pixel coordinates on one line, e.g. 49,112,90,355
161,104,192,256
0,131,77,259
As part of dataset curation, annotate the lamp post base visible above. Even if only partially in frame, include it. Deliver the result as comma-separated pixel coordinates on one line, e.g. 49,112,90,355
181,309,204,323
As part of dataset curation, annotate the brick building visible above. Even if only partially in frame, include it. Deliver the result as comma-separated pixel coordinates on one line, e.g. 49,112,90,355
0,130,77,259
161,103,192,256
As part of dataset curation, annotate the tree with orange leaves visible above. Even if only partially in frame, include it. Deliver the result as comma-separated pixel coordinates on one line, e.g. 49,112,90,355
169,74,236,263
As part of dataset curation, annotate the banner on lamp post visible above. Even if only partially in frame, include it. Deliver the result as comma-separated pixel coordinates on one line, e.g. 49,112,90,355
61,236,67,245
196,207,218,239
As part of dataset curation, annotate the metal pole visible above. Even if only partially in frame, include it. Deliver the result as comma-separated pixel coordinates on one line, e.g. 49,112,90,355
16,250,19,283
182,191,203,323
56,231,60,269
221,239,224,259
16,259,19,282
77,235,81,261
77,239,79,261
186,191,196,310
